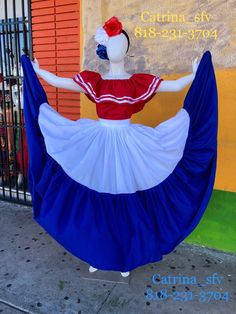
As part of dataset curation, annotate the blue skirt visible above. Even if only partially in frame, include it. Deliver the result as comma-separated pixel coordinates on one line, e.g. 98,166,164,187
20,51,218,272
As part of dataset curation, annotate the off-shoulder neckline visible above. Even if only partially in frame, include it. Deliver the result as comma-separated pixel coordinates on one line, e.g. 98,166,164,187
99,73,135,81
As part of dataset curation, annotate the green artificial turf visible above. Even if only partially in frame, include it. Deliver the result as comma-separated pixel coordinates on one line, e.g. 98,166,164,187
184,189,236,254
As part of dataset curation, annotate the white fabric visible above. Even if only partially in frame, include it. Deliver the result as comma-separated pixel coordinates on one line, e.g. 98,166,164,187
38,102,190,194
94,26,109,46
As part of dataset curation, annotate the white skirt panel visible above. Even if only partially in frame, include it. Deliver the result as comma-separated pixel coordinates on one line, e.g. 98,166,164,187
38,102,190,194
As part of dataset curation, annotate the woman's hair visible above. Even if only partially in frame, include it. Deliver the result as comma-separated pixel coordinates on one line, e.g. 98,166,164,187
96,29,130,61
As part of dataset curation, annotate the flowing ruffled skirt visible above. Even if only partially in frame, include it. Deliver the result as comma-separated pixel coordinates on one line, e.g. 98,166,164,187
20,51,218,272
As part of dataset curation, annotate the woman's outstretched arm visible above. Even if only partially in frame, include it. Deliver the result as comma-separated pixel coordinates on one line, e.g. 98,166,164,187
157,57,200,92
31,57,87,93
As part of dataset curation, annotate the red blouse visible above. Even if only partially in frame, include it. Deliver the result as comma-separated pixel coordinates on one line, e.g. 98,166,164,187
73,70,163,120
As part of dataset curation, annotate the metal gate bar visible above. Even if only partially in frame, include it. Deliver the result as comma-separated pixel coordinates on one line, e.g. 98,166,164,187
0,0,32,205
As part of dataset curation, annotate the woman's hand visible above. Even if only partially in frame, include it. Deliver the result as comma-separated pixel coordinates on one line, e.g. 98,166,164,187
158,55,200,92
28,58,87,93
192,57,200,75
31,57,40,73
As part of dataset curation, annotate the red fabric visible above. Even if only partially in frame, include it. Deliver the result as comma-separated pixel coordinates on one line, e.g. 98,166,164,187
16,112,29,177
73,70,163,120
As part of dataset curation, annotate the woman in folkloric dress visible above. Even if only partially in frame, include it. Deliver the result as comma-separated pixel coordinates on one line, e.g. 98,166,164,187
20,16,218,278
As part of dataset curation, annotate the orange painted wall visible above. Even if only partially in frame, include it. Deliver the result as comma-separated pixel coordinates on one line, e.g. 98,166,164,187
31,0,81,120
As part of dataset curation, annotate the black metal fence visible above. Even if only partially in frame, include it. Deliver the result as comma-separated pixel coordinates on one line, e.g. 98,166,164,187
0,0,32,205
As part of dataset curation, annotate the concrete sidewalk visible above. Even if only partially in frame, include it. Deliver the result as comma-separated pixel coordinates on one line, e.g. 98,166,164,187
0,200,236,314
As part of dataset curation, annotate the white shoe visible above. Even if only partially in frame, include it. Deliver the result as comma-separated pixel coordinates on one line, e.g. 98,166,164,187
89,265,98,273
120,271,130,277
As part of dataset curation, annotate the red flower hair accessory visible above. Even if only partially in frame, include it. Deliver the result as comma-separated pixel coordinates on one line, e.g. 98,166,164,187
103,16,122,36
95,16,123,46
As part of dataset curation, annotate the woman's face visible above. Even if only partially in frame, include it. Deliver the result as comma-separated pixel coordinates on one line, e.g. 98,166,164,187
106,33,128,62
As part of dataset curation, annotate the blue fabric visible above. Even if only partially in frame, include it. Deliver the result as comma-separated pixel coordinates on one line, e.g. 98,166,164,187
20,51,218,272
96,44,109,60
